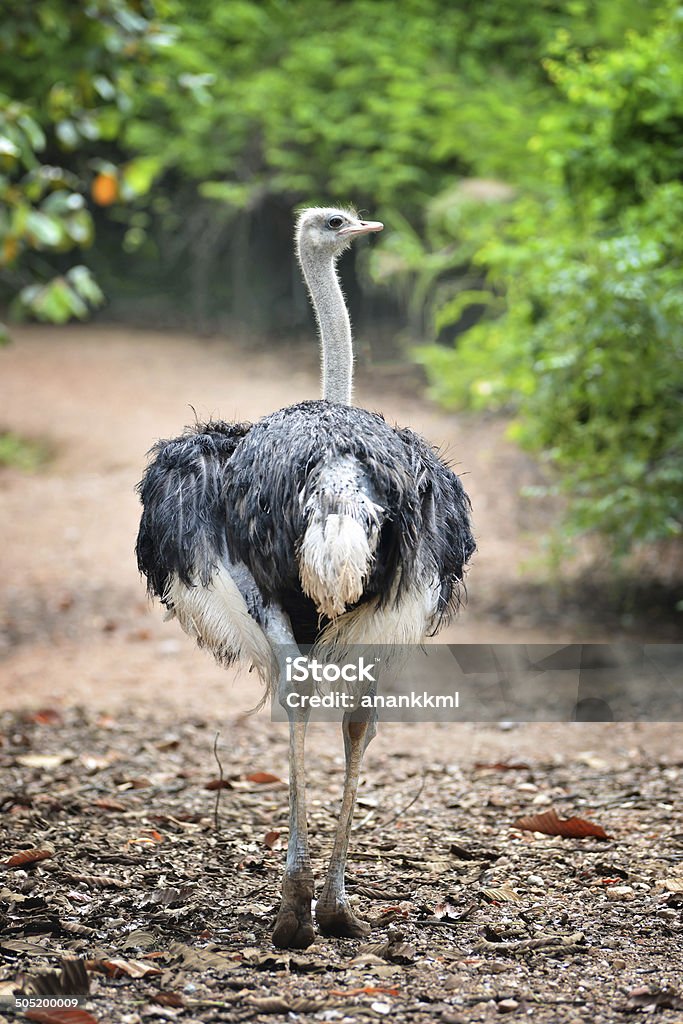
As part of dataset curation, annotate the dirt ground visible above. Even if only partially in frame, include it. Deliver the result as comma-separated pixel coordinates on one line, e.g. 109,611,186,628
1,325,682,1023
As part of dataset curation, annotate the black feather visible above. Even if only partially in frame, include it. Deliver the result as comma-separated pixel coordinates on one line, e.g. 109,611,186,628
136,401,475,645
136,420,251,600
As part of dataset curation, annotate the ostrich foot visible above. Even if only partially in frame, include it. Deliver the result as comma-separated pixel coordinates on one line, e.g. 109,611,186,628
316,895,371,938
272,875,315,949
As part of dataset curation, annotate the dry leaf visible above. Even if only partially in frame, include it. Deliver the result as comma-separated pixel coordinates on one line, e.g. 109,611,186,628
245,771,283,784
5,848,53,868
152,992,185,1007
63,872,127,889
126,828,164,847
25,709,63,726
330,985,399,997
514,808,611,840
25,1011,98,1024
247,996,322,1013
433,900,460,919
167,940,240,972
480,884,523,904
626,987,683,1011
18,959,89,998
660,878,683,892
91,798,127,812
264,830,282,850
86,958,162,979
204,778,233,790
474,761,530,771
16,753,73,769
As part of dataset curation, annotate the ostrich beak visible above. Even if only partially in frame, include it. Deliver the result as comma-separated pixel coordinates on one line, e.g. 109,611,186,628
339,220,384,239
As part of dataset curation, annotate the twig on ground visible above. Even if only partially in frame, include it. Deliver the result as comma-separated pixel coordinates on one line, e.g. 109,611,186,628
364,769,426,832
213,731,224,831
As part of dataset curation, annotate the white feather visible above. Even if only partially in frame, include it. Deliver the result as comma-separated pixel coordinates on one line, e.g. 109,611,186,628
298,511,377,618
164,564,274,683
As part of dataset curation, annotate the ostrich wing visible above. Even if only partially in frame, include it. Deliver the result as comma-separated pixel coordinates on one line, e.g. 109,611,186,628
136,419,252,603
396,426,476,631
136,418,278,683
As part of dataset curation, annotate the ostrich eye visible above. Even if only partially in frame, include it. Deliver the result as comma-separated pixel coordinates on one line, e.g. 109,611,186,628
327,215,344,230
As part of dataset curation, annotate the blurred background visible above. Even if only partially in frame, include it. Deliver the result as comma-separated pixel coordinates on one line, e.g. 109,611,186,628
1,0,682,712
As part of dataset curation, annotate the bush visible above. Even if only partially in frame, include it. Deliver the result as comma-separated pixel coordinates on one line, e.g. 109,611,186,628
411,3,683,553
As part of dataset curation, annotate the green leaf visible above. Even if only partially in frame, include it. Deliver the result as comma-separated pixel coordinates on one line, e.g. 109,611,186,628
66,265,104,306
25,210,65,247
122,156,162,197
0,135,20,158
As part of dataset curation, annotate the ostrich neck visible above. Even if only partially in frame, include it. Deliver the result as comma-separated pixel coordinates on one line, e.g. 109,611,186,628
299,249,353,405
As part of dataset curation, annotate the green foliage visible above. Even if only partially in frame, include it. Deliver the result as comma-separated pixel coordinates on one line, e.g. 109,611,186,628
0,0,167,331
128,0,602,213
0,430,51,471
413,2,683,553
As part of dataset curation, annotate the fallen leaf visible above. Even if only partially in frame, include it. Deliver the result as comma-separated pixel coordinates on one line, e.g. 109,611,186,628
264,830,282,850
155,736,180,751
474,761,530,771
152,992,185,1007
204,778,233,790
167,940,240,973
91,798,127,812
357,938,416,964
126,828,164,847
660,878,683,892
449,842,499,862
18,959,90,999
25,709,64,726
626,987,683,1011
434,900,460,920
5,848,53,868
25,1012,98,1024
16,753,73,769
121,929,157,950
514,808,612,840
63,872,127,889
330,986,400,997
247,996,323,1013
245,771,283,784
480,884,523,904
86,958,162,979
79,753,115,771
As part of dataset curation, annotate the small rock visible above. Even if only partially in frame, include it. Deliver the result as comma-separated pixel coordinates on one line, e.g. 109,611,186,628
371,1003,391,1015
497,998,519,1013
606,886,635,900
657,909,677,921
527,874,544,887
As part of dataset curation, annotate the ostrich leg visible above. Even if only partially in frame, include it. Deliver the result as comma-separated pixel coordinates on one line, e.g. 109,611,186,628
316,698,378,938
272,667,315,949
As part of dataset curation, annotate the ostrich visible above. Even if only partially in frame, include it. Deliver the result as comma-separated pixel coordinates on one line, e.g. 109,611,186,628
136,207,475,949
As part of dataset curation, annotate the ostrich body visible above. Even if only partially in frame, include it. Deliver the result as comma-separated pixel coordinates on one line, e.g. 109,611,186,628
136,207,475,948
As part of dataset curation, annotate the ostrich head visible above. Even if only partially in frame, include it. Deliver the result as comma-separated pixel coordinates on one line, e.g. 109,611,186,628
296,207,383,261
